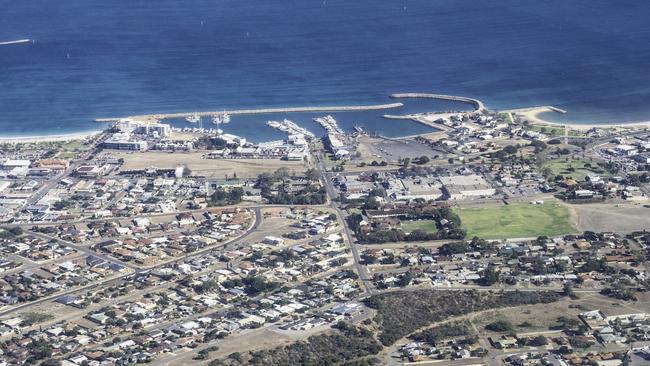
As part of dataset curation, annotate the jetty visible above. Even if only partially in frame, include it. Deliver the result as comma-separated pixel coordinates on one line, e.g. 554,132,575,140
390,93,485,111
0,39,32,46
95,102,404,123
267,119,315,139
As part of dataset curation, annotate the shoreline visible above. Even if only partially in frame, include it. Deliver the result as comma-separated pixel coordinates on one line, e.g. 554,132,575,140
0,130,101,144
503,106,650,130
5,94,650,142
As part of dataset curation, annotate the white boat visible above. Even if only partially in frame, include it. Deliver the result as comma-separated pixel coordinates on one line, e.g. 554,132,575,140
266,119,315,139
186,113,201,123
212,111,231,125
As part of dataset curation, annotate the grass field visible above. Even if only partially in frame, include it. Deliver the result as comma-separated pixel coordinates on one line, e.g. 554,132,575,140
456,203,576,239
401,220,438,233
544,158,606,181
499,112,513,124
526,124,582,137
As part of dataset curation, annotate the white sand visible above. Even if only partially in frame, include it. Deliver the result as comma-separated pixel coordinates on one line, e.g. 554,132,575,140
0,130,102,143
505,106,650,130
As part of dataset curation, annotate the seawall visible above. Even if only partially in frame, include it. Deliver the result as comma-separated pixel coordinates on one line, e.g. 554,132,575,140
0,39,32,46
390,93,485,111
95,102,404,123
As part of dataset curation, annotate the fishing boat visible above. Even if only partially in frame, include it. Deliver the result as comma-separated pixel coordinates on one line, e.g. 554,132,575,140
185,112,201,123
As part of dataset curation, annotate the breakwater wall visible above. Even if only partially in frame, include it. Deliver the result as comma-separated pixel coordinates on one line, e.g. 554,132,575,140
390,93,485,111
547,106,567,114
0,39,32,46
95,102,404,123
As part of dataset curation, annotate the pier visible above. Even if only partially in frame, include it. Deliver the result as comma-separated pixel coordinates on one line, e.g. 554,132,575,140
390,93,486,111
95,102,404,123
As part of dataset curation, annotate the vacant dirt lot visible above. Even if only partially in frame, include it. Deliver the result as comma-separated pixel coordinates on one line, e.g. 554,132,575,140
358,136,436,164
569,202,650,233
112,151,305,178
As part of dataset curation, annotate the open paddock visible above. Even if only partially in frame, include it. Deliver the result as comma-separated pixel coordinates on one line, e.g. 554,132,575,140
570,202,650,233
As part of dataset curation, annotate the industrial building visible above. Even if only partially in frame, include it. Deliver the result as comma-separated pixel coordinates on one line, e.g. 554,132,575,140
440,175,496,200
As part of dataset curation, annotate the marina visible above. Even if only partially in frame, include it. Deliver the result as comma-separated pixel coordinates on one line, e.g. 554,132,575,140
313,115,345,135
150,97,462,143
93,97,475,143
266,119,316,139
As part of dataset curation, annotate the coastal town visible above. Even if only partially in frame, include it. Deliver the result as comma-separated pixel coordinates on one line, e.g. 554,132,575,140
0,94,649,366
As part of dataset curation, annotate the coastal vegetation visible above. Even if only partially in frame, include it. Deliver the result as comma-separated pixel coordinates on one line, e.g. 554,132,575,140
408,321,473,344
209,322,382,366
363,289,561,346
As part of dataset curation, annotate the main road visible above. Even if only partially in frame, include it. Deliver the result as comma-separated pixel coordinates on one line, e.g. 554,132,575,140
314,153,373,294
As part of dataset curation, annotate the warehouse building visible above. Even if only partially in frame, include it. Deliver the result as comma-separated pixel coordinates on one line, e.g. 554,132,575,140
440,175,495,200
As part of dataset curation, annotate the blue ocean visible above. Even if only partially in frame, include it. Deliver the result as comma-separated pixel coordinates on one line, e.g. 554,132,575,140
1,0,650,138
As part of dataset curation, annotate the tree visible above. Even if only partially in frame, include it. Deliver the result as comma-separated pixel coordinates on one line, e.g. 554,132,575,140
485,319,513,332
242,275,279,295
503,145,518,154
530,140,547,152
273,167,291,180
305,168,320,182
528,335,548,346
417,155,430,164
397,271,414,287
478,266,499,286
210,187,244,206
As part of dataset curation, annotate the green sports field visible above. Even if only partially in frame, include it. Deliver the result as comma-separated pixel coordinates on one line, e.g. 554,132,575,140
401,220,438,233
456,202,576,239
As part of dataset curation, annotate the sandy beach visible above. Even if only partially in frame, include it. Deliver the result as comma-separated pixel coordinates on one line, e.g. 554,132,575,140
0,130,102,143
505,106,650,130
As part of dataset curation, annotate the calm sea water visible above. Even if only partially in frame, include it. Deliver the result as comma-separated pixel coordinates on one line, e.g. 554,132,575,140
1,0,650,137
